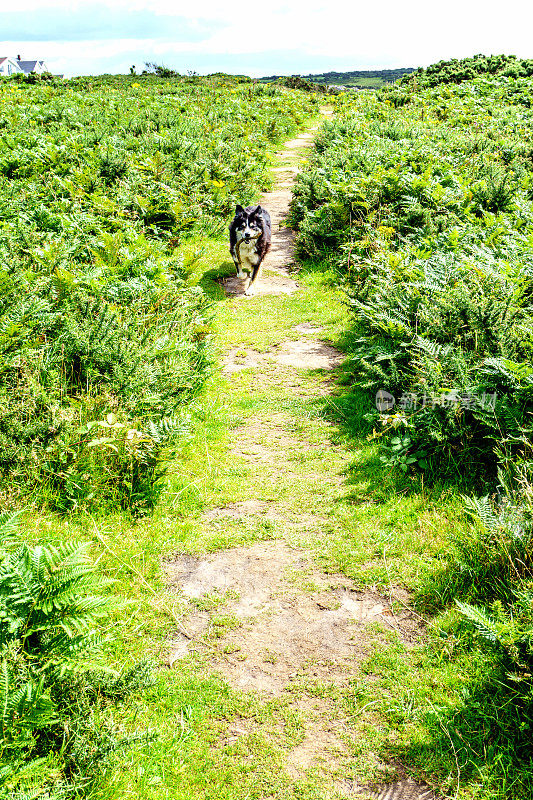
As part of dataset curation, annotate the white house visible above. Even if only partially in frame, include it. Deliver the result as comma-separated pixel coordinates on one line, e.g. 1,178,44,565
0,57,23,77
17,60,49,75
0,57,49,77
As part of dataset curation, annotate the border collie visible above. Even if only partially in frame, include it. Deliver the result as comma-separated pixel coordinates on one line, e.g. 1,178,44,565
229,204,271,295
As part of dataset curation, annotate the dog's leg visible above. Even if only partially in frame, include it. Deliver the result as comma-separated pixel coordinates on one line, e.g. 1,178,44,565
244,262,261,296
244,235,269,295
231,244,245,278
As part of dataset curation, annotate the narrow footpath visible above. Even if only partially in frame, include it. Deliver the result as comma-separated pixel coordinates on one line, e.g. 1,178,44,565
164,112,438,800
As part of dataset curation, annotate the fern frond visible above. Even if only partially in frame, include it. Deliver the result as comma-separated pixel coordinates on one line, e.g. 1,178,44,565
415,336,453,360
463,495,500,532
456,600,502,643
0,510,22,544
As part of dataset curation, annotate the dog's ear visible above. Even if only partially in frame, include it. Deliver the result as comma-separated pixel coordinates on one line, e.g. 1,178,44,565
235,204,244,215
249,204,262,217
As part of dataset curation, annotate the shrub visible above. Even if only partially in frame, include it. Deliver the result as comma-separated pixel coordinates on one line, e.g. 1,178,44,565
290,78,533,488
0,75,319,510
0,262,211,512
401,54,533,88
0,511,152,797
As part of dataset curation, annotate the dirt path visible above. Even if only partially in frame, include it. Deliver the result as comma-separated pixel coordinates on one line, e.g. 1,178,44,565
164,113,437,800
222,118,326,298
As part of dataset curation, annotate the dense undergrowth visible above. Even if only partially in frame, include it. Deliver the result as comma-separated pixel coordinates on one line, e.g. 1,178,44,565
0,73,318,513
291,76,533,489
0,511,155,799
290,74,533,795
0,73,319,795
402,53,533,88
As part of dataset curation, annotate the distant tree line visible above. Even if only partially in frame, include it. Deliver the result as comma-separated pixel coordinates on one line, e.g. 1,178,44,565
401,54,533,87
260,68,415,85
275,75,329,93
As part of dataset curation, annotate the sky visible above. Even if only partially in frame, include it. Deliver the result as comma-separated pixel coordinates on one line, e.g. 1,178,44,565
1,0,532,78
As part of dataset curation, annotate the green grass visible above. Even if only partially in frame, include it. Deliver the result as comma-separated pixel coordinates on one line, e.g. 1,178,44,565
14,111,530,800
341,77,386,88
19,239,471,798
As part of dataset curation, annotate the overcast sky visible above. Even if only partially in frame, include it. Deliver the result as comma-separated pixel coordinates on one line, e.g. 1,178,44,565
1,0,532,78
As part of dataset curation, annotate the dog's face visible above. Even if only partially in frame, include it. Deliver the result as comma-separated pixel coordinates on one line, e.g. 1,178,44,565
233,205,263,244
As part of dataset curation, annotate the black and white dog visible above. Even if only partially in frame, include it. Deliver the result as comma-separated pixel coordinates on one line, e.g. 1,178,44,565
229,204,271,296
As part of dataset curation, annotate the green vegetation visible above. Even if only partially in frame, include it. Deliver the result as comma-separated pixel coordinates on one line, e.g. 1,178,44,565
402,53,533,87
0,73,321,795
0,511,154,798
291,78,533,490
5,56,533,800
290,73,533,795
0,73,318,512
261,67,415,89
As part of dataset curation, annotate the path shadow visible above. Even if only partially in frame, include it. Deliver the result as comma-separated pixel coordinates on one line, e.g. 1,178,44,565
317,381,428,503
221,273,250,298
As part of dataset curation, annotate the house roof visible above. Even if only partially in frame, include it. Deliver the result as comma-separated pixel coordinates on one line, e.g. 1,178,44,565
18,60,40,73
1,57,48,74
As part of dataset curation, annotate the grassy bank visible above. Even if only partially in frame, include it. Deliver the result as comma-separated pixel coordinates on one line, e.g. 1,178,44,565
289,73,533,797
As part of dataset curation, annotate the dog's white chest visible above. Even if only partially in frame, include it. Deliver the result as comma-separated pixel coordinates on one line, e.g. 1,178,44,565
237,240,260,268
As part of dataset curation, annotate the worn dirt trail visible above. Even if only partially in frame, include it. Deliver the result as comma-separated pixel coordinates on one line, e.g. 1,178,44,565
165,112,436,800
222,120,323,298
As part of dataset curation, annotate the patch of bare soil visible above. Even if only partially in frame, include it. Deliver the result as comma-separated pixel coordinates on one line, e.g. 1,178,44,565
202,500,274,521
223,339,343,373
293,323,324,334
275,340,344,370
223,270,298,297
164,541,422,694
222,347,265,373
164,540,423,782
272,165,300,174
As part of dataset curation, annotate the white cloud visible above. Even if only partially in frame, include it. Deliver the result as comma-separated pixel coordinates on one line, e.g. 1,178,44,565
2,0,533,76
162,0,531,61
